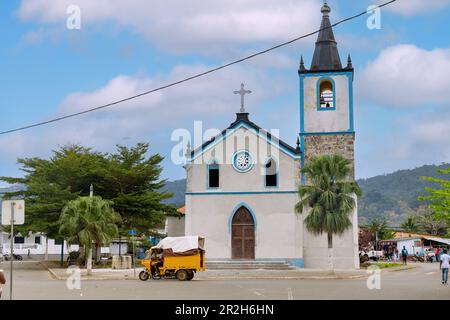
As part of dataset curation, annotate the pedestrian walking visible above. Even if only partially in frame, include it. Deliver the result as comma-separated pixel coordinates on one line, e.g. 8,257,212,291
401,246,408,265
0,269,6,299
435,247,440,263
440,249,449,285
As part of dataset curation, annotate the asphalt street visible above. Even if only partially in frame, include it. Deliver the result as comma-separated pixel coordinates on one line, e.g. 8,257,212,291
0,261,449,300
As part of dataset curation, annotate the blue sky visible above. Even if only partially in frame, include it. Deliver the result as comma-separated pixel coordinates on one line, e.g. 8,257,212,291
0,0,449,185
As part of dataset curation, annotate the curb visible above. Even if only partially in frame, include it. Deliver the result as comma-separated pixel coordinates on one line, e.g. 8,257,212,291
38,261,59,280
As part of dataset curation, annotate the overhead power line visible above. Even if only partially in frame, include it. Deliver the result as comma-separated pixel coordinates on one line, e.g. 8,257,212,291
0,0,397,135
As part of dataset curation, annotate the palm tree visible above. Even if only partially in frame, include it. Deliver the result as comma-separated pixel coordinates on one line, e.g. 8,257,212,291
400,215,419,233
367,218,394,247
59,196,121,275
295,155,361,269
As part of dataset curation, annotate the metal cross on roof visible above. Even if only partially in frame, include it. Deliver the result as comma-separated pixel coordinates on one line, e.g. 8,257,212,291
233,83,252,113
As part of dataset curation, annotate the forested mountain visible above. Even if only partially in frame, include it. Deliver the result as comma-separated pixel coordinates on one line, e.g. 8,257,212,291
160,163,450,225
357,163,449,225
161,179,186,207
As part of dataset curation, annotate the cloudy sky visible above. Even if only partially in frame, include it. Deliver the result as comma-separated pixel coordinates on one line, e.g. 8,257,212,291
0,0,449,186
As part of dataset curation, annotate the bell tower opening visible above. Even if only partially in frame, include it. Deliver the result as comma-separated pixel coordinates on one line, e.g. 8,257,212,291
319,79,334,109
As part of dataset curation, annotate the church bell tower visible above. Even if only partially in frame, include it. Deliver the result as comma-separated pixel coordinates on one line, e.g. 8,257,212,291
298,2,355,181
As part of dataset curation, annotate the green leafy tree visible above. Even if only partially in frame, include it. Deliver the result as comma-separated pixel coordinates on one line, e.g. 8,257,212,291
0,145,105,258
101,143,174,233
415,206,447,236
419,167,450,220
0,143,175,259
59,196,121,275
295,155,362,269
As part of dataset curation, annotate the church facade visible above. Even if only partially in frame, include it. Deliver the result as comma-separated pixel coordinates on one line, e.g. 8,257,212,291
184,3,359,269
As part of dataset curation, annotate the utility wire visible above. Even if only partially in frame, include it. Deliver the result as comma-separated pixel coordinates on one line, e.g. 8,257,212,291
0,0,397,135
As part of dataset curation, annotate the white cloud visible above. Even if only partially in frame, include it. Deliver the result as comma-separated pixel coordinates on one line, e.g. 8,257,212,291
384,0,450,16
0,63,294,177
358,44,450,107
356,108,450,178
17,0,321,54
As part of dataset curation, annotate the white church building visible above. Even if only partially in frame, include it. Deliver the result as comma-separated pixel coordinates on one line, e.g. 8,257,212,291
184,3,359,269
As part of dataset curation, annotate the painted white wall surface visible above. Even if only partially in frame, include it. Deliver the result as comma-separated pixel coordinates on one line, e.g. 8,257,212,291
165,216,185,237
302,202,359,270
186,193,302,259
1,232,78,255
397,239,422,255
188,127,300,193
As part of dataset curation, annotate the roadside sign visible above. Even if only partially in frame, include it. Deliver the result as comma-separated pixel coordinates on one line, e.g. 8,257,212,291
1,200,25,225
100,247,110,254
128,229,137,236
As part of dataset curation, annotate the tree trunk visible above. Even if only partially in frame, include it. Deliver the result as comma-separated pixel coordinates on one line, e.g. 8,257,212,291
86,246,93,276
327,232,334,271
44,236,49,261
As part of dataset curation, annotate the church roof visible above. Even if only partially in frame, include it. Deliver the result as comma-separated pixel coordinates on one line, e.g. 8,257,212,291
189,112,301,160
299,3,352,74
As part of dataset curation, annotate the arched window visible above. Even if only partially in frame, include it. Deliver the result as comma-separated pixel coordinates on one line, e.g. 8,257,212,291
265,158,278,187
318,78,335,109
207,160,219,188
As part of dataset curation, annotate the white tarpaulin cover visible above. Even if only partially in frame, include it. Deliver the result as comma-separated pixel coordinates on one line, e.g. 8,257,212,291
152,236,205,253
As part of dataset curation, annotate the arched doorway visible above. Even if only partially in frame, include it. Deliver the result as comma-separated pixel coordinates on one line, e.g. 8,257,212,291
231,206,255,259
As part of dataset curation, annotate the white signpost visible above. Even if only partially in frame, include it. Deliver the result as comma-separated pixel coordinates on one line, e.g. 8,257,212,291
1,200,25,300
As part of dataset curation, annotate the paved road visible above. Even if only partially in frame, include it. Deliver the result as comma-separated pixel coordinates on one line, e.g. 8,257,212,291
0,261,449,300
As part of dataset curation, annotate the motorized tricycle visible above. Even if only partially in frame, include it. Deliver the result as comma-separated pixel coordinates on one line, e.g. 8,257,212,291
139,236,205,281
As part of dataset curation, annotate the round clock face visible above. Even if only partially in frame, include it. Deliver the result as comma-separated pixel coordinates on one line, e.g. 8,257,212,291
233,151,253,172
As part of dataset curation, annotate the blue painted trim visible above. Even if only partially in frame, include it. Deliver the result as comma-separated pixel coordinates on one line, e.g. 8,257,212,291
300,135,305,185
300,71,353,78
299,75,305,134
191,122,301,160
231,149,254,173
316,77,336,111
228,202,257,234
263,156,279,188
300,131,355,136
348,74,354,132
185,191,297,195
287,259,304,268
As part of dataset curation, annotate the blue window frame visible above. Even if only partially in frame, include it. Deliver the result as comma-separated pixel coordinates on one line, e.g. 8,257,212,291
317,77,336,111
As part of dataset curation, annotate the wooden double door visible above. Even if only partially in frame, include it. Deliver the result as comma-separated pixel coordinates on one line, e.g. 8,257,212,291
231,206,255,259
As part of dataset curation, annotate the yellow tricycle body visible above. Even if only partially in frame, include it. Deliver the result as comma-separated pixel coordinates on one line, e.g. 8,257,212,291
139,236,205,281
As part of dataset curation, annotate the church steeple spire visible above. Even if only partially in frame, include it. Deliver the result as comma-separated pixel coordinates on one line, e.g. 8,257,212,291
310,2,342,71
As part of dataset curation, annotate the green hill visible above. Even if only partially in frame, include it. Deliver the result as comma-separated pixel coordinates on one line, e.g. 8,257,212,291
161,179,186,207
357,163,449,225
161,163,450,225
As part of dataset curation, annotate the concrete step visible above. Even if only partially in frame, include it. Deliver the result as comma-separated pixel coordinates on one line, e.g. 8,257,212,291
206,260,296,270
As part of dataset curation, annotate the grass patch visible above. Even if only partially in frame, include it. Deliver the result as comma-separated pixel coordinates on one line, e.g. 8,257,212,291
361,262,402,269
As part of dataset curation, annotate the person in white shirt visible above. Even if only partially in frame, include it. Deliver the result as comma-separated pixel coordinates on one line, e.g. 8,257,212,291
0,269,5,298
440,249,450,285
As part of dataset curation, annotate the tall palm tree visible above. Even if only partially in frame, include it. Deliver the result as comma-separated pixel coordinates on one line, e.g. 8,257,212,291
400,215,419,233
59,196,121,275
295,155,362,269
